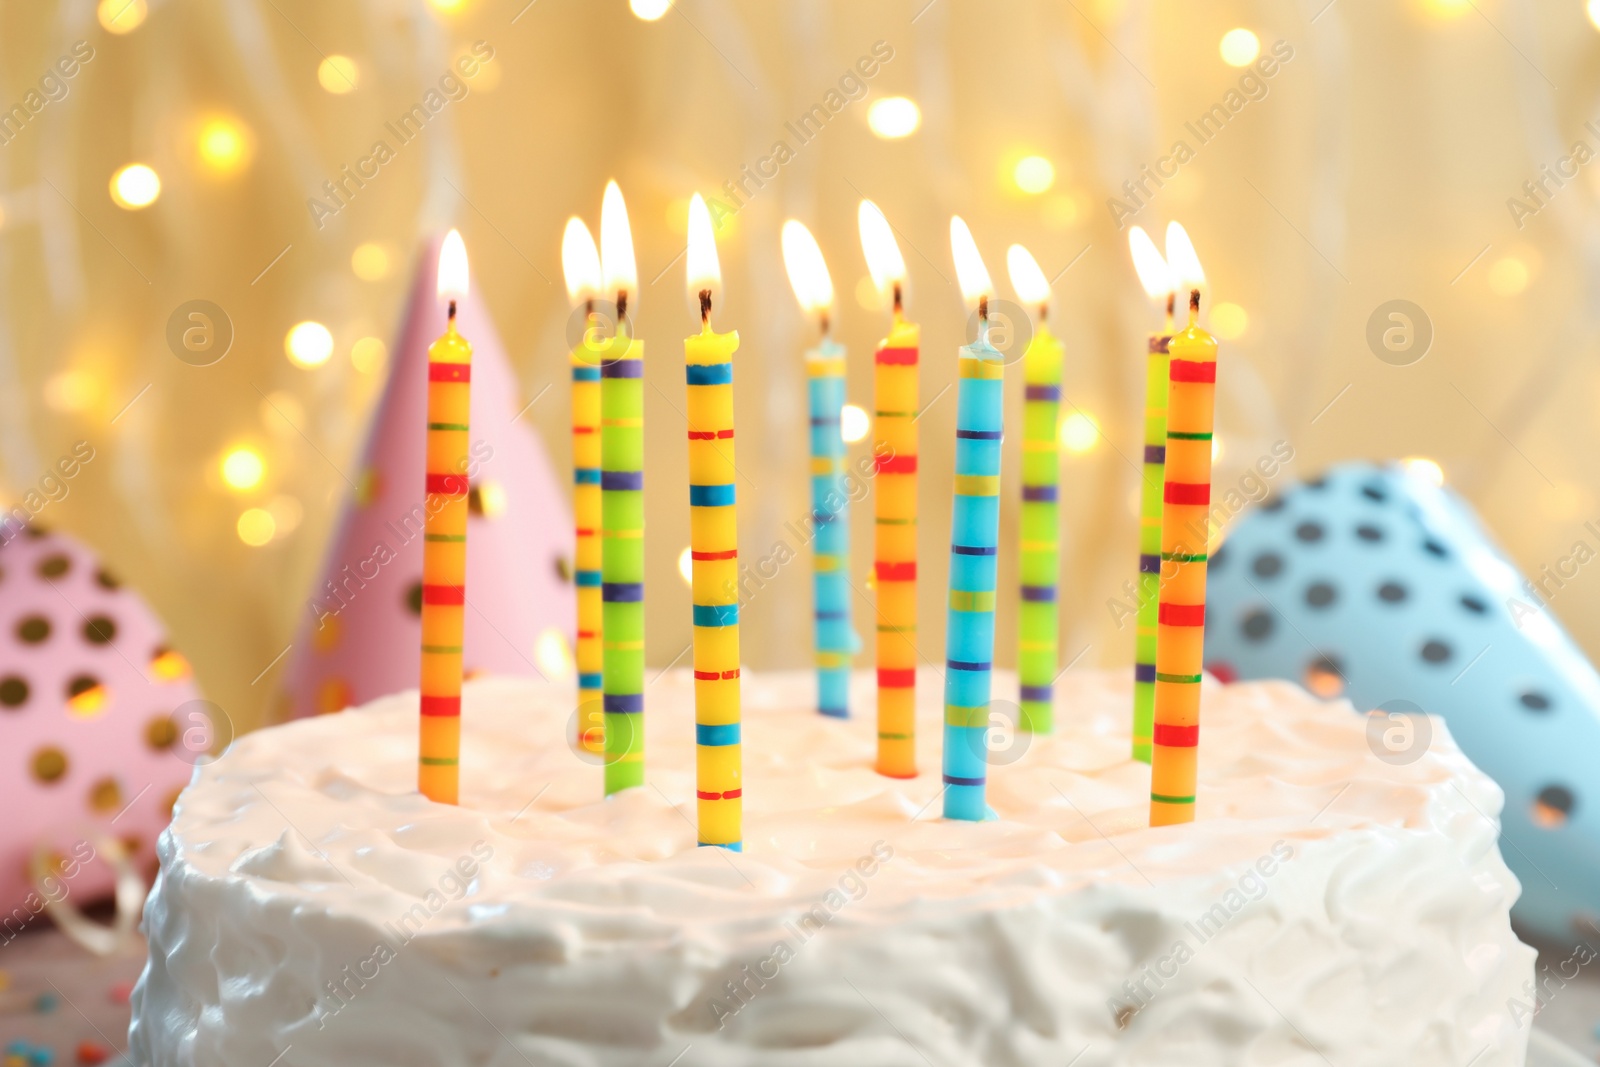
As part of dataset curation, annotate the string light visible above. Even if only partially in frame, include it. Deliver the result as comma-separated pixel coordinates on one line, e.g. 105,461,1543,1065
97,0,147,34
285,321,334,368
1219,29,1260,67
1013,156,1056,195
867,97,920,139
237,508,276,547
318,55,359,94
221,447,265,492
110,164,160,209
840,403,870,443
197,118,250,175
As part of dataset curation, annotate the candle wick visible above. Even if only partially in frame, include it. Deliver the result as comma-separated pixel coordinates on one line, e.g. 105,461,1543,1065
447,300,457,322
585,298,594,318
616,290,629,331
1037,304,1048,324
1189,288,1201,325
892,282,903,315
699,288,712,324
1165,291,1175,320
978,295,988,323
819,311,830,337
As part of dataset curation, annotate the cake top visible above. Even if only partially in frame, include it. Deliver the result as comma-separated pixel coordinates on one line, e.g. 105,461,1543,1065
170,669,1503,931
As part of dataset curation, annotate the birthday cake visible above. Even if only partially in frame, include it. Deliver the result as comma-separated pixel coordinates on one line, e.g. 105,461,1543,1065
129,668,1534,1066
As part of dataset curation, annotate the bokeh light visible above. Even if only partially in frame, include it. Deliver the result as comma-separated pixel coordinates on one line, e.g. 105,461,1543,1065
1487,256,1529,296
535,627,576,682
1210,302,1249,340
351,242,392,281
1060,411,1099,454
237,508,276,547
1420,0,1472,18
1013,156,1056,195
351,336,387,374
677,547,693,585
197,118,250,175
221,448,266,492
867,97,920,139
110,164,161,209
285,321,334,368
318,55,359,94
630,0,673,19
1219,29,1260,67
267,494,304,535
428,0,468,12
1401,456,1445,487
97,0,147,34
841,403,870,443
1589,0,1600,30
44,370,101,414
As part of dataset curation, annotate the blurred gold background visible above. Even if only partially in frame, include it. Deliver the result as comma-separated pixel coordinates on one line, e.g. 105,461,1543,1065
3,0,1598,734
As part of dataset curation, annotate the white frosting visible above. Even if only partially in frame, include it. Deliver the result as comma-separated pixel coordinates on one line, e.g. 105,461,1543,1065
131,670,1534,1066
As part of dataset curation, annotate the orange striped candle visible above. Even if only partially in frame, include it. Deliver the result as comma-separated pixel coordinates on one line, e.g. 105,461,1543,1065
1149,289,1217,828
562,218,605,757
419,230,472,805
859,200,919,778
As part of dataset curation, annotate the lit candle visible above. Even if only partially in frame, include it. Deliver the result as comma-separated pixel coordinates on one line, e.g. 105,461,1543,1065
944,217,1003,822
599,181,645,795
1126,224,1175,764
782,220,856,719
562,218,605,758
419,229,472,805
1150,267,1217,828
1005,244,1062,735
859,200,920,777
684,194,742,851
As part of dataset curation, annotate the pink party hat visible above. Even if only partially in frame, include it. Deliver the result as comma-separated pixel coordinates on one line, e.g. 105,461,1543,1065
0,521,204,920
282,235,574,719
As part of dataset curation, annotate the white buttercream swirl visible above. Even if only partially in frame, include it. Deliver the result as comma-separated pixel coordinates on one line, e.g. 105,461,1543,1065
130,669,1533,1066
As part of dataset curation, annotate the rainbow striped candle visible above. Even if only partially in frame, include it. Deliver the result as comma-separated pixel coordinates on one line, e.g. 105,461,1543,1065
562,218,605,757
599,181,644,795
783,221,855,719
684,194,742,850
1150,289,1218,827
1007,245,1062,735
419,230,472,805
860,201,919,778
944,217,1002,822
1127,225,1176,764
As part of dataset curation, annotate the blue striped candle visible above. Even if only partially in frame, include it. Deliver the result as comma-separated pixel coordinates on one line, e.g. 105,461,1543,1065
943,311,1004,822
807,339,856,717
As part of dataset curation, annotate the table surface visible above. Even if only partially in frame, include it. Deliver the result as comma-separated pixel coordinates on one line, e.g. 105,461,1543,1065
1,923,1594,1063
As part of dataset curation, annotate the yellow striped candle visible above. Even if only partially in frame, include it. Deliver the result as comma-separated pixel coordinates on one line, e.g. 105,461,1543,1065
859,201,920,778
684,194,742,850
1126,225,1175,764
419,230,472,805
562,218,605,757
1150,289,1217,828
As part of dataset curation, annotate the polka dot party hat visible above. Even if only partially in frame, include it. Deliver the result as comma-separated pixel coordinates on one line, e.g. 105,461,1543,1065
280,235,575,720
0,523,203,920
1205,460,1598,941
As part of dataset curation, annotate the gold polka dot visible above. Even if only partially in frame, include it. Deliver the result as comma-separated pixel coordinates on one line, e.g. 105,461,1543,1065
32,746,68,783
66,677,109,717
312,613,341,653
146,714,177,750
317,677,352,714
149,647,192,682
89,776,122,813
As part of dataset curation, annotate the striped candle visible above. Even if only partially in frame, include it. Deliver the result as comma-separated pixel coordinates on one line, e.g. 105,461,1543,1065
873,310,919,777
1132,317,1173,762
1018,321,1063,734
684,319,742,850
601,330,646,795
943,318,1004,822
1150,290,1218,827
808,339,855,718
418,235,472,806
572,328,604,756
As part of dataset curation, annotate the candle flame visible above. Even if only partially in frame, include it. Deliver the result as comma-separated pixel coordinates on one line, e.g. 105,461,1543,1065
1165,221,1206,295
857,199,906,304
781,219,834,316
437,228,469,303
1127,225,1173,300
685,193,721,304
560,217,601,308
1006,244,1050,309
600,180,637,304
949,216,992,309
